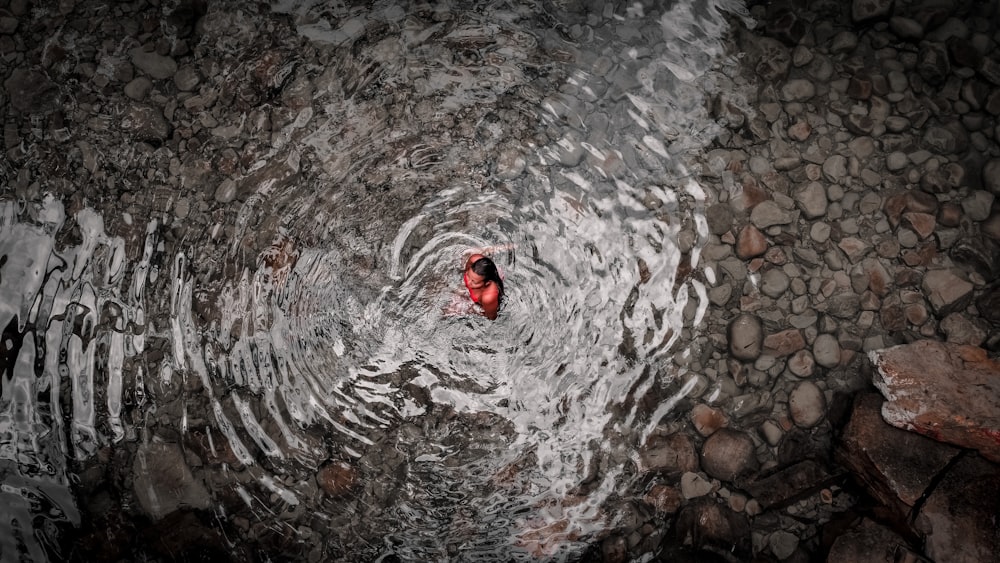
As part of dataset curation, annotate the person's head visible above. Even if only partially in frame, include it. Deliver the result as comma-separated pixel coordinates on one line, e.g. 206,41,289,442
468,256,504,301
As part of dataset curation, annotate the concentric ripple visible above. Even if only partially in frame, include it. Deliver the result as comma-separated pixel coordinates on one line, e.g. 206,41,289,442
0,0,753,560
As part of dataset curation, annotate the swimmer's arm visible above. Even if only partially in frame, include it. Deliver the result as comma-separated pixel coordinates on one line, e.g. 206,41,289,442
479,292,499,320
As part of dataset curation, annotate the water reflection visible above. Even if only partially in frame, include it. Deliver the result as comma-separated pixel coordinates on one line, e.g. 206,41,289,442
0,0,753,560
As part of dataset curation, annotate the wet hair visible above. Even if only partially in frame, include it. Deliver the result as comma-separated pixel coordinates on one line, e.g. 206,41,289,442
471,257,504,303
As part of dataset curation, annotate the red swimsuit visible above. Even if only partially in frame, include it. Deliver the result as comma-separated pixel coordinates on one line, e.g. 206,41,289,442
463,271,480,303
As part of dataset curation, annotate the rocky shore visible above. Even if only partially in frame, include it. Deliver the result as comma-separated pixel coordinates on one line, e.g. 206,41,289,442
2,0,999,562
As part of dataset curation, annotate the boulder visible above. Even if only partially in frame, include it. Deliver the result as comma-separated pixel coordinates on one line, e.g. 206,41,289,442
700,428,759,482
836,393,960,518
871,341,1000,463
916,454,1000,563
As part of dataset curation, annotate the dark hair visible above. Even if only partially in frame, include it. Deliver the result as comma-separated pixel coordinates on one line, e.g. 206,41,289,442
471,257,504,303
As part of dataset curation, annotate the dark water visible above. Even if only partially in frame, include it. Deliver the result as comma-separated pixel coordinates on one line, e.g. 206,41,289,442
0,1,755,560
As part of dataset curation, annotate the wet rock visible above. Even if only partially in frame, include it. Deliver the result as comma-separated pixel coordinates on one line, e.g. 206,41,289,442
901,212,935,239
780,78,815,102
316,461,358,497
977,283,1000,325
836,393,960,517
939,313,988,346
837,237,870,263
916,454,1000,563
644,484,682,514
983,157,1000,195
795,181,828,219
679,471,714,499
826,518,913,563
750,200,794,229
922,122,969,155
736,224,766,259
4,68,59,114
871,341,1000,463
789,380,826,428
760,268,790,298
690,404,729,437
921,268,973,316
768,530,799,559
601,535,627,563
129,47,178,80
174,65,201,92
639,431,698,474
670,498,751,557
706,204,733,236
787,349,815,377
961,190,994,222
754,37,791,82
700,428,759,482
124,77,153,101
746,460,840,511
133,440,212,520
728,313,763,361
824,293,862,319
763,328,805,357
812,333,841,368
122,104,172,141
917,42,951,85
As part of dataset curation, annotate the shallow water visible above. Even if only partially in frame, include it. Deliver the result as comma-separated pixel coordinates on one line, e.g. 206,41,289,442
0,1,754,560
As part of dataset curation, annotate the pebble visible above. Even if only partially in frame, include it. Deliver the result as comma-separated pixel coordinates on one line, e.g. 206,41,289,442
812,334,841,368
736,224,767,259
729,314,764,361
787,349,815,377
680,472,714,499
795,182,828,219
129,47,178,80
751,200,794,229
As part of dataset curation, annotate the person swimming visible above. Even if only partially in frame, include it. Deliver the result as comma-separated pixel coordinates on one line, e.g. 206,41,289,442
462,253,505,320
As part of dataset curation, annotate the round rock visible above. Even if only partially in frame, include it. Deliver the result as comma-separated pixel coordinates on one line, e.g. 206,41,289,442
728,314,763,361
700,428,759,482
812,333,841,368
789,381,826,428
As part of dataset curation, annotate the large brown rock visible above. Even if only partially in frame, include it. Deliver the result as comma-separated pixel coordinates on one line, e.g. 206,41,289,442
835,393,960,518
825,518,914,563
916,454,1000,563
639,431,698,475
871,341,1000,463
700,428,759,482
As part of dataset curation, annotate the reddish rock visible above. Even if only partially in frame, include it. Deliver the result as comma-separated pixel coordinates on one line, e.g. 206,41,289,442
644,484,683,514
788,120,811,141
690,404,729,437
763,328,806,357
701,428,759,482
921,269,974,316
836,393,960,518
736,224,767,260
905,190,939,214
937,202,963,227
317,461,358,497
902,212,936,239
639,430,698,474
916,454,1000,563
883,192,908,227
864,258,891,296
871,341,1000,463
672,497,751,557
